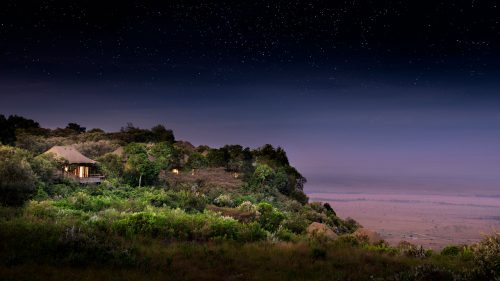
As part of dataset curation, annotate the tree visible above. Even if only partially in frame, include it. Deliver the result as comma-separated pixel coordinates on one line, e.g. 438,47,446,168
118,123,152,143
0,145,37,206
124,143,158,187
0,115,11,144
206,148,228,167
0,115,41,145
272,168,290,195
66,122,86,134
186,153,208,169
253,144,290,168
253,163,274,184
149,142,176,170
97,153,124,180
151,125,175,143
30,152,64,184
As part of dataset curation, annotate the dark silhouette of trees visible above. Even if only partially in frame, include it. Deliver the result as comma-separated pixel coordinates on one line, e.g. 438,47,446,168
66,123,86,134
151,125,175,144
0,114,41,145
116,123,175,144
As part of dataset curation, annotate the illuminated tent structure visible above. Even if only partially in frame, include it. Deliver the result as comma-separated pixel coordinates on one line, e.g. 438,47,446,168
44,146,102,184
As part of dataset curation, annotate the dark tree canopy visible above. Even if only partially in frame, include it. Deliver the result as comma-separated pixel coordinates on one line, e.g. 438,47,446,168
0,114,41,145
66,123,86,134
150,125,175,144
117,123,175,144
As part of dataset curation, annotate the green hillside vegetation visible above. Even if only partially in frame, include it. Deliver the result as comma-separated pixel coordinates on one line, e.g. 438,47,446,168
0,114,499,281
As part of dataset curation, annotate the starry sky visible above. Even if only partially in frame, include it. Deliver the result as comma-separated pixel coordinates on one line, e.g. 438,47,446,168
1,1,500,195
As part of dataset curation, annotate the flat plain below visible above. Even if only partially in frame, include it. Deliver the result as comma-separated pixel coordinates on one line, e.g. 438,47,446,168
308,191,500,249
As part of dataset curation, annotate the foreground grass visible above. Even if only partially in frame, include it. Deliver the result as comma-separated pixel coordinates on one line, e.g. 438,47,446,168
0,240,435,281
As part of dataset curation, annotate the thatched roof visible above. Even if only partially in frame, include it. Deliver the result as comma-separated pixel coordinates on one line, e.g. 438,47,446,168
44,146,97,164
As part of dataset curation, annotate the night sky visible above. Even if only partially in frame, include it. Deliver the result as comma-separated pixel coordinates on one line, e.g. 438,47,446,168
1,1,500,194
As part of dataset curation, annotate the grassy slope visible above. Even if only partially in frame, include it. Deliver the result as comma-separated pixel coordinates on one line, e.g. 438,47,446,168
1,240,449,281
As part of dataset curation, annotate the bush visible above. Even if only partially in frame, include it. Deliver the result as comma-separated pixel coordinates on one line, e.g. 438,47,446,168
289,190,308,205
42,183,77,198
399,264,458,281
97,153,124,180
213,194,234,207
146,189,206,213
275,226,296,242
115,212,164,237
441,245,461,256
237,222,267,242
186,153,208,169
469,233,500,280
0,145,37,206
253,164,274,184
30,153,64,184
281,213,309,234
363,242,399,255
233,194,257,206
337,234,361,247
209,216,239,240
398,241,428,258
257,202,285,232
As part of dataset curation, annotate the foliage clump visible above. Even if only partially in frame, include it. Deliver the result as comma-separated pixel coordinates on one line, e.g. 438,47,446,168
0,145,37,206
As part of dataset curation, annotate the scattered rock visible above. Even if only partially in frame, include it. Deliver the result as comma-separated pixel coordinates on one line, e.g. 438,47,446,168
307,222,338,240
353,228,383,244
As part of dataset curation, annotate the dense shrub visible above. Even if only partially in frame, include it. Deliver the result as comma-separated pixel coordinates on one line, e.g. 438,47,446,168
213,194,234,207
97,153,124,180
469,233,500,280
281,213,309,234
149,142,177,170
123,143,159,187
186,153,208,169
41,183,78,198
0,219,136,267
111,208,267,242
0,145,37,206
275,226,297,242
30,153,64,184
399,264,459,281
397,241,429,258
441,245,461,256
257,202,285,232
149,190,206,213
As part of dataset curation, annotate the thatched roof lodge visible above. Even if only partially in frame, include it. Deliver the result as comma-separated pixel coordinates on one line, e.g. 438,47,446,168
45,146,97,164
44,146,102,184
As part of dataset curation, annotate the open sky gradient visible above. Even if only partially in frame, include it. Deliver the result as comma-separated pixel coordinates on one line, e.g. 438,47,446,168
1,1,500,195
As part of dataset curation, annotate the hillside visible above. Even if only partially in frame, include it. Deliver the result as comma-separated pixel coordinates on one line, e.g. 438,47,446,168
0,115,499,281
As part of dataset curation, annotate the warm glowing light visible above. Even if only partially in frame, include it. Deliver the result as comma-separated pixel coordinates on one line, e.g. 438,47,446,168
172,169,179,175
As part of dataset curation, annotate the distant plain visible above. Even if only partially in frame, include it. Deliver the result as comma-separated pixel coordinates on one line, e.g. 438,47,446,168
307,175,500,249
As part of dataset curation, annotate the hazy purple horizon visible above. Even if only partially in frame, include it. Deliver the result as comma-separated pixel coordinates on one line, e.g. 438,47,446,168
2,78,500,197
